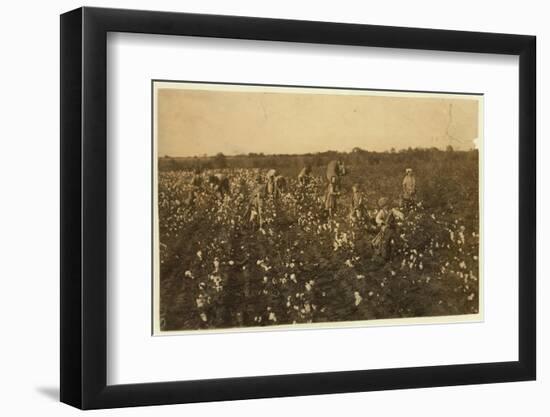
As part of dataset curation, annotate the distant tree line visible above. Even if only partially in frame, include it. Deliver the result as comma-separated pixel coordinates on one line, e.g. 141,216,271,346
158,147,477,172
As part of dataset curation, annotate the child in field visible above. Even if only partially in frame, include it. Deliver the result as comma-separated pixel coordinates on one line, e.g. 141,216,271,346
186,168,202,208
248,176,267,230
349,183,366,224
298,165,311,186
190,168,202,188
402,168,417,209
372,197,404,260
266,169,278,198
324,176,340,218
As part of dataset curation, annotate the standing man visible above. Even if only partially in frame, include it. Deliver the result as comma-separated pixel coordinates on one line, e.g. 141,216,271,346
402,168,416,209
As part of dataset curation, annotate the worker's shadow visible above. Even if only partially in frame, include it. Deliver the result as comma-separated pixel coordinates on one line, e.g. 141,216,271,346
35,386,59,401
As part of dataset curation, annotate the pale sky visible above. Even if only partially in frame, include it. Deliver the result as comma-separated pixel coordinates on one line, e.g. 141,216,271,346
156,83,481,157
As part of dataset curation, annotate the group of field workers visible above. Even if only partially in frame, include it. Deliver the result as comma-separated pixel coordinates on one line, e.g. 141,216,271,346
188,160,417,260
317,160,416,260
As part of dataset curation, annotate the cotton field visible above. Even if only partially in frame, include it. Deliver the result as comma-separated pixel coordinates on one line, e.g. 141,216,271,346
157,154,480,331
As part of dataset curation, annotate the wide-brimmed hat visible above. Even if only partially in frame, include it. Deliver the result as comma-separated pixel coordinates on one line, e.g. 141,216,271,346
405,168,413,173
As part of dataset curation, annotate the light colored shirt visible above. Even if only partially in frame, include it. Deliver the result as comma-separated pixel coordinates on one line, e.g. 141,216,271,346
376,208,389,226
402,175,416,198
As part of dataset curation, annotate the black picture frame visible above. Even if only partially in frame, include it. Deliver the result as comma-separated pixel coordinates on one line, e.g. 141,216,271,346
60,6,536,410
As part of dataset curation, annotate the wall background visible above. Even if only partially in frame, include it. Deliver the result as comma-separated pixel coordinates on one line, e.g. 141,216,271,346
0,0,545,415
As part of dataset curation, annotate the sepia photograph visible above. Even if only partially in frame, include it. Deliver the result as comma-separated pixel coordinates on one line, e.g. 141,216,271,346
153,81,483,334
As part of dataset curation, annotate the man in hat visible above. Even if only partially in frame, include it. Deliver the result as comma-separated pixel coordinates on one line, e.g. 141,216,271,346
402,168,417,209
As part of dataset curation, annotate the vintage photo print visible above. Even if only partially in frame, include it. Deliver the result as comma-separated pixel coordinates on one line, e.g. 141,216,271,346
152,81,483,335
